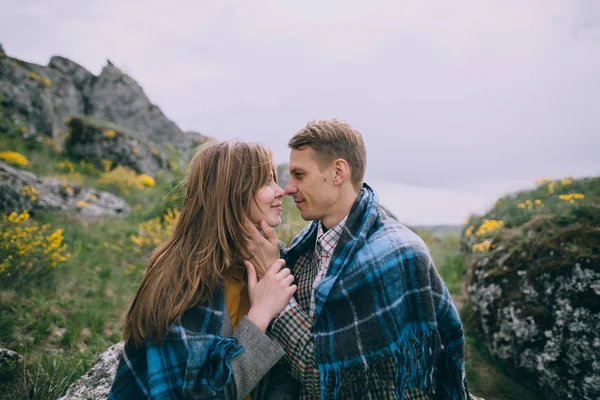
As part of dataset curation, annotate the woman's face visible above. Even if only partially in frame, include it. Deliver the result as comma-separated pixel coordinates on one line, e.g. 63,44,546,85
249,172,285,227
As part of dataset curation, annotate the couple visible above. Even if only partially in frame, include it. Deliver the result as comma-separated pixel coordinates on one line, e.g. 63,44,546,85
109,120,468,399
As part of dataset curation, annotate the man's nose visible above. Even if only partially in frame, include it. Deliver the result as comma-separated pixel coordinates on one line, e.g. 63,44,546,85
285,182,297,196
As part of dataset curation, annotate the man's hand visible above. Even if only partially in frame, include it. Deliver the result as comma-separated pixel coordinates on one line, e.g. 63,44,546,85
245,259,296,332
243,219,280,279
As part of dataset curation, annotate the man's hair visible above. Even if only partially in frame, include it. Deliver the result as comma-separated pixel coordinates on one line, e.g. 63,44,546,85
288,119,367,189
122,140,275,347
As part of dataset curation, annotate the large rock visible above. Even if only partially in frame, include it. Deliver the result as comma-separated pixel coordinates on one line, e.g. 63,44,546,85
467,206,600,399
88,64,184,149
58,342,123,400
0,48,209,162
0,161,130,217
0,347,23,381
64,116,168,175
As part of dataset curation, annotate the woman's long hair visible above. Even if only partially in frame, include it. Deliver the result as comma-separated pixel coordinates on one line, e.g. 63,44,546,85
123,140,275,347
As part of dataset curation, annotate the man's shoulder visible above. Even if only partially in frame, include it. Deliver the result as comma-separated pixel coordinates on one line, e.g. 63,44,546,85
367,210,430,255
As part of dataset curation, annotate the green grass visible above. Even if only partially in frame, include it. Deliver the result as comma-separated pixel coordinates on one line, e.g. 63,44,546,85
0,211,145,398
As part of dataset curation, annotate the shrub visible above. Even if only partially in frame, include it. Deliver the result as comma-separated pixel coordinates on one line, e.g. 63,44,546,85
129,208,179,254
0,150,29,167
0,211,70,287
97,165,153,195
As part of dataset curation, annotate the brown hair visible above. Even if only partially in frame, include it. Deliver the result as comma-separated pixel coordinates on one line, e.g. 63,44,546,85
288,119,366,189
123,140,275,347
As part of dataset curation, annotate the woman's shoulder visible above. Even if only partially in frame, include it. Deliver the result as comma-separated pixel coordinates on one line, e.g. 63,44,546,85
178,295,227,335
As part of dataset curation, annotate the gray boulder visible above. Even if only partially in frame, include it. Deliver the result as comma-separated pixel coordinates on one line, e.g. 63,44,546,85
0,48,209,163
0,347,23,381
64,116,168,175
58,342,123,400
467,214,600,400
0,161,130,217
87,63,185,149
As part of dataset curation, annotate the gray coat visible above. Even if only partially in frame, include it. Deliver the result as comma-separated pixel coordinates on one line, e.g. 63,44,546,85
218,308,299,400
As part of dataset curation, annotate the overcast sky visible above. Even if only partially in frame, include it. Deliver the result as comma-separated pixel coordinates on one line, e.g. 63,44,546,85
1,0,599,224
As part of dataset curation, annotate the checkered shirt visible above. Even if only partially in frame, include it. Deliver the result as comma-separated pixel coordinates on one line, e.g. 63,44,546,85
308,217,347,317
270,217,429,399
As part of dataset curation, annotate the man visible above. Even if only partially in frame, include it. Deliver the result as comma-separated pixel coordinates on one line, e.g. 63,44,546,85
245,120,468,399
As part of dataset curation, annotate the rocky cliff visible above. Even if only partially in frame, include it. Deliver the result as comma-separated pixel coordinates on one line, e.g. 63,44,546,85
0,43,208,156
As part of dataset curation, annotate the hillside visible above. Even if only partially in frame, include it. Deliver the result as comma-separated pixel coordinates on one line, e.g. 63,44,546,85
461,176,600,400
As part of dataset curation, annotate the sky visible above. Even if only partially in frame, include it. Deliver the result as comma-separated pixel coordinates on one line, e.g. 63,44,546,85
1,0,599,225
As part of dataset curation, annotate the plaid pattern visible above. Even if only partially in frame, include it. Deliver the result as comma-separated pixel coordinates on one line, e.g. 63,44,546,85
109,289,244,399
271,184,468,400
310,217,346,317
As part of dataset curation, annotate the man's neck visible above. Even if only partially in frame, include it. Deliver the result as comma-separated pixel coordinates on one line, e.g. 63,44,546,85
321,186,360,230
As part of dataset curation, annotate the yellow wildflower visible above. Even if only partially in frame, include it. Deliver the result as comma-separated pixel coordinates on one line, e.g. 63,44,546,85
139,174,156,187
559,193,585,202
472,240,493,252
0,151,29,167
76,201,89,209
21,185,40,202
103,129,117,139
560,177,573,186
464,226,474,238
475,220,504,237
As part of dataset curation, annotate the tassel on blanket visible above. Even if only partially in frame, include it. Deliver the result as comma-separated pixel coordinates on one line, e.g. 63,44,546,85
200,337,244,392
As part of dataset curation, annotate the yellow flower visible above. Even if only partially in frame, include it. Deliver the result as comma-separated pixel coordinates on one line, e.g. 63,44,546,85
0,151,29,167
464,226,474,238
475,220,504,237
472,240,493,252
139,174,156,187
56,160,76,173
559,193,585,202
560,177,573,186
517,203,526,209
76,201,89,209
103,129,117,139
59,183,74,196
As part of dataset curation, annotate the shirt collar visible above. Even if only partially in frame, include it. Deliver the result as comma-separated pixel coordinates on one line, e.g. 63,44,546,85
316,215,348,256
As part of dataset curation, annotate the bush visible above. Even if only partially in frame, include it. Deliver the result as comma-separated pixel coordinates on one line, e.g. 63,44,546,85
129,208,179,253
0,150,29,167
96,165,155,195
0,211,70,288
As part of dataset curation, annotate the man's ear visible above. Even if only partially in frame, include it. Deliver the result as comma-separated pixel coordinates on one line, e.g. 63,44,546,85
332,159,350,186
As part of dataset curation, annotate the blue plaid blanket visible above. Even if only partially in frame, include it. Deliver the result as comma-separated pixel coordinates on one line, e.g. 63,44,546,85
285,184,468,399
108,289,244,399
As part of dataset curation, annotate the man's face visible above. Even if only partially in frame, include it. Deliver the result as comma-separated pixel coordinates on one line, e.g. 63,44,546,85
285,147,336,221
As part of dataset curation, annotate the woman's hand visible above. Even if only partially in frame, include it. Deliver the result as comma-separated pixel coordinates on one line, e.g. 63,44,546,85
245,258,296,332
243,219,280,279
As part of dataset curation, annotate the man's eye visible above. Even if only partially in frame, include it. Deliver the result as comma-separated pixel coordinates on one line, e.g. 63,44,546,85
295,173,303,179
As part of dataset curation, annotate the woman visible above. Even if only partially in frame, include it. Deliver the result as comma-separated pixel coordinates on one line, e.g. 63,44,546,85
109,140,297,399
